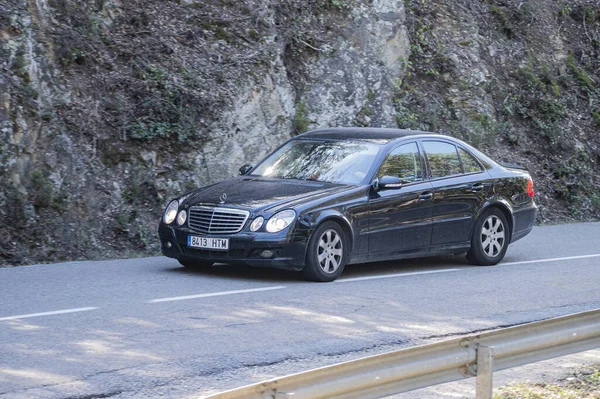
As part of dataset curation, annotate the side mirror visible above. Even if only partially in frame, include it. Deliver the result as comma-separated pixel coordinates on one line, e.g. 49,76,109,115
239,164,253,175
378,175,403,190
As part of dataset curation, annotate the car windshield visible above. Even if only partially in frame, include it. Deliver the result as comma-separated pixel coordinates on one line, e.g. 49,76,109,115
252,140,381,184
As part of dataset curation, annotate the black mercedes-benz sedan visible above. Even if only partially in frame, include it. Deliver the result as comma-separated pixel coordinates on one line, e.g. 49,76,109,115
159,128,537,281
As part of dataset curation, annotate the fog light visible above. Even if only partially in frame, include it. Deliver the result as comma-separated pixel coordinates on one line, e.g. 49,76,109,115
165,241,172,249
260,250,274,258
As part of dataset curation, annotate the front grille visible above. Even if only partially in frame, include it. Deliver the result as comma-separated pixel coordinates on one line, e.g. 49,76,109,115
188,206,250,234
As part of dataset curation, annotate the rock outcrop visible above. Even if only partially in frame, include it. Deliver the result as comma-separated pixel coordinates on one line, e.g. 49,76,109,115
1,0,599,265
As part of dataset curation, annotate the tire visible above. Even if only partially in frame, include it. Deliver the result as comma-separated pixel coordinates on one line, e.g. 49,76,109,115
302,221,349,282
466,208,509,266
178,258,214,269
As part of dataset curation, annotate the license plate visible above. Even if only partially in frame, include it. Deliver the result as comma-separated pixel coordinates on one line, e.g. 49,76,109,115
187,236,229,251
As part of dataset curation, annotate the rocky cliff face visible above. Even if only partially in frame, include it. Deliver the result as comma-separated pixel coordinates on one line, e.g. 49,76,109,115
1,0,599,265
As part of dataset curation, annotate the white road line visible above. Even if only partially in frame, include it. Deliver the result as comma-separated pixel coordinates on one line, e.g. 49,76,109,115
0,307,98,321
337,253,600,283
336,269,460,283
148,286,286,303
501,253,600,266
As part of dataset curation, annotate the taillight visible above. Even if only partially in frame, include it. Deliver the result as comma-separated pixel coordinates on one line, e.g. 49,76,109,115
527,177,535,197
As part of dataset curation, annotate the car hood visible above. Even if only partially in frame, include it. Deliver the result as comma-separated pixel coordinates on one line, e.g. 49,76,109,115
180,176,352,214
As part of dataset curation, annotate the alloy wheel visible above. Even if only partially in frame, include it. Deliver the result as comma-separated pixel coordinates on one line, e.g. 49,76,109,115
317,229,343,274
481,215,505,258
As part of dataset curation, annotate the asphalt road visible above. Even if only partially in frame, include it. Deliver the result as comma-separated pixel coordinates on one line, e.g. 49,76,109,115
1,222,600,399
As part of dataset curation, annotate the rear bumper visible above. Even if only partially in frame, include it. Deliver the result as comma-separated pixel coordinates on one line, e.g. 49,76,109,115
158,223,308,271
511,203,538,243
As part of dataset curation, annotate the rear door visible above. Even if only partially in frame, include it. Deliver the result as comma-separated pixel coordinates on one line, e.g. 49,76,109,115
421,140,492,247
367,142,434,255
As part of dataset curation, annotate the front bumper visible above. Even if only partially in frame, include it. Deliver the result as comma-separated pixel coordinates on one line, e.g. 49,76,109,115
158,223,308,271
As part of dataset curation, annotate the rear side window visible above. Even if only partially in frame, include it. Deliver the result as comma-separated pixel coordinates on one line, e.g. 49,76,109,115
458,148,483,173
378,142,423,183
423,141,462,179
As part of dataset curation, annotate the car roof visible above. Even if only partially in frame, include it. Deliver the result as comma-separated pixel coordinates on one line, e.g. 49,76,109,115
296,127,438,143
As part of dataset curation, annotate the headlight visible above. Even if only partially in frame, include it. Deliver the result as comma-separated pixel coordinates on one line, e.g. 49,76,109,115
250,216,264,232
163,200,179,224
176,210,187,226
266,210,296,233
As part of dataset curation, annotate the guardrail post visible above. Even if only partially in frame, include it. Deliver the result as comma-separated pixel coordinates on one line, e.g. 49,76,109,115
475,346,494,399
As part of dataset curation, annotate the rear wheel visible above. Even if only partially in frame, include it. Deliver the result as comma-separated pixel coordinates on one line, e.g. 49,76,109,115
302,221,348,282
178,258,214,269
466,208,509,266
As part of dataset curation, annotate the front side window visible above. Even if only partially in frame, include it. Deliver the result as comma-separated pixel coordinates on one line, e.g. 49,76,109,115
378,142,423,183
458,148,483,173
423,141,462,179
252,140,380,185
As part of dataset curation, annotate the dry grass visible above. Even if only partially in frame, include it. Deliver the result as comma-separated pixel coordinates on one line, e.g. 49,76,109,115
494,364,600,399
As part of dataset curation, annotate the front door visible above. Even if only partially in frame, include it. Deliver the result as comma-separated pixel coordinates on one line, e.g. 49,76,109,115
367,142,434,256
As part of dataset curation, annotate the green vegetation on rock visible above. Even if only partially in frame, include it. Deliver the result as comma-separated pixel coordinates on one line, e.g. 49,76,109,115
293,102,311,135
397,0,600,223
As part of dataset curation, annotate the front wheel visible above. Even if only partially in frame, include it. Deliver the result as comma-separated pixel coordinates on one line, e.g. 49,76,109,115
302,221,348,282
466,208,509,266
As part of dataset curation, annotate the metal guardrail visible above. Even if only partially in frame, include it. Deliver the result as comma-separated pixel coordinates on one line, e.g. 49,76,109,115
204,309,600,399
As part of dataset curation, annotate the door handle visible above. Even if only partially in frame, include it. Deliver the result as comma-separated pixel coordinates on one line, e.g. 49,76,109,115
418,192,433,201
470,183,484,192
